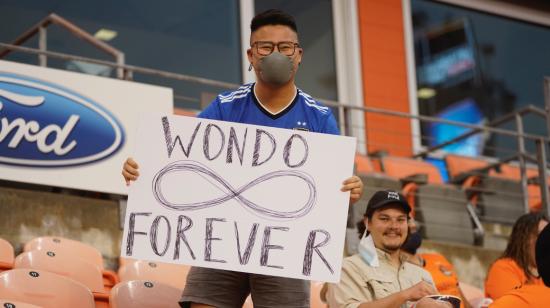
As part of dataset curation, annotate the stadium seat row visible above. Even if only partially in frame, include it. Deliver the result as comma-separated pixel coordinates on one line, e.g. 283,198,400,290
0,236,328,307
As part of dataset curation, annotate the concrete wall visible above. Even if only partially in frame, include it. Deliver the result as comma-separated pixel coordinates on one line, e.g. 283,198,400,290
421,239,502,289
0,185,505,288
0,186,122,270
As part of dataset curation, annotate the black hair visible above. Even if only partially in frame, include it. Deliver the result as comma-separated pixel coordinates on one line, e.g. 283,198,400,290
357,219,367,239
250,9,298,34
356,209,375,238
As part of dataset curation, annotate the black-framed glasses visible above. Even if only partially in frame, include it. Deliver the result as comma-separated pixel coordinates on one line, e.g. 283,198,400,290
252,41,300,56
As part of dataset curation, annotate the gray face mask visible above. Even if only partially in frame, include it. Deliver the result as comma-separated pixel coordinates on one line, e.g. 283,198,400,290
258,52,294,85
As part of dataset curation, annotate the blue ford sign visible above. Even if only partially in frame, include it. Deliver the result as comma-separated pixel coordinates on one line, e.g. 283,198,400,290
0,73,125,166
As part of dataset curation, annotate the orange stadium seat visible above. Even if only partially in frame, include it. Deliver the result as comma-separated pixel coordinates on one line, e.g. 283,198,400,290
118,260,190,290
14,250,109,307
0,299,43,308
173,108,198,117
445,154,491,180
118,256,138,268
444,154,490,208
110,280,181,308
380,156,480,245
24,236,118,291
380,156,445,184
445,154,545,224
24,237,103,267
491,163,545,212
347,154,402,254
0,268,95,308
354,154,375,174
0,238,14,273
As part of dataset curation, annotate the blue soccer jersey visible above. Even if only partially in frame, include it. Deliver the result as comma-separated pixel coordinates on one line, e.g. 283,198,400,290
198,83,340,135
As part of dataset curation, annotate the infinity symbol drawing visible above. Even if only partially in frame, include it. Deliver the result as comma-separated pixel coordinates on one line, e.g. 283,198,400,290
152,160,317,219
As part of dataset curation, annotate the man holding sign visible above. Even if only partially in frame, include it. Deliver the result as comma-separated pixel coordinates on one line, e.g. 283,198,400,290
122,9,363,308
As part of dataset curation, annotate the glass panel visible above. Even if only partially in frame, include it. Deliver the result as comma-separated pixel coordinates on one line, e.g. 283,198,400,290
411,0,550,157
254,0,338,101
0,0,241,110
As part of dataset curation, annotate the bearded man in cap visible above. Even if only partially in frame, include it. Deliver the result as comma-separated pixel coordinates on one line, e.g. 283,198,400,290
326,190,452,308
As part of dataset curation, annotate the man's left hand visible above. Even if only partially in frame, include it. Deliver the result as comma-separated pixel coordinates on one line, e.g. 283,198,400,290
341,175,364,205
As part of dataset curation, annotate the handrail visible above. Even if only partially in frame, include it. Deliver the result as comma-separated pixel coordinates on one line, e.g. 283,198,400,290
1,35,549,219
0,43,239,89
2,42,550,144
0,14,121,59
0,13,125,78
414,105,547,158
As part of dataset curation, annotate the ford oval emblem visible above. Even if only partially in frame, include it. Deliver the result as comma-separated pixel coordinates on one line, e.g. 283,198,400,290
0,72,125,166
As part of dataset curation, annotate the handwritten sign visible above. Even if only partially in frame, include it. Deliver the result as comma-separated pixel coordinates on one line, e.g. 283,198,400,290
121,114,356,282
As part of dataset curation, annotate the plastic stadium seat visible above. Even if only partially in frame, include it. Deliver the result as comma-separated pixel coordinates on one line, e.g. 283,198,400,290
173,108,198,117
346,155,402,254
380,156,480,245
381,156,444,183
491,162,539,180
14,250,109,307
0,299,42,308
353,155,403,220
445,154,490,180
354,154,375,174
491,163,545,211
445,155,544,224
24,237,103,267
118,260,190,290
24,236,118,291
354,155,402,224
0,238,14,273
118,257,138,268
110,280,181,308
14,250,104,292
0,268,95,308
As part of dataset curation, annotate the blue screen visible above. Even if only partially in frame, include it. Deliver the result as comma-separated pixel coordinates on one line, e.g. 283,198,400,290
428,98,485,156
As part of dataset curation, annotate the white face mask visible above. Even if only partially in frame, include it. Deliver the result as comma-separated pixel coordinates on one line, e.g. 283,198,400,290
358,230,379,267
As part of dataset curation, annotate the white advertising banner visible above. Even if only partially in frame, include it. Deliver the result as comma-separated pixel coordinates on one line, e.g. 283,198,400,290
0,60,173,194
122,114,356,282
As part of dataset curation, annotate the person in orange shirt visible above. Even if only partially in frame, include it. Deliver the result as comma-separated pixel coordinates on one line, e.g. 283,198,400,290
401,220,470,308
489,222,550,307
484,212,548,300
420,254,464,304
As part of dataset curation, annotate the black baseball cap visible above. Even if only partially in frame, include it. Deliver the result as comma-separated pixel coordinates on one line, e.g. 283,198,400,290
536,222,550,286
365,190,411,217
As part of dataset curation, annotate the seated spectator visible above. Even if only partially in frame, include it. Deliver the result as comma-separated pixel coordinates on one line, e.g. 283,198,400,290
325,190,451,308
485,213,548,300
401,221,470,308
490,222,550,307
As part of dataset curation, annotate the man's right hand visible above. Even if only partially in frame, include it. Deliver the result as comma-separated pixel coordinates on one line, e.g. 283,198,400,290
122,157,139,186
405,281,438,302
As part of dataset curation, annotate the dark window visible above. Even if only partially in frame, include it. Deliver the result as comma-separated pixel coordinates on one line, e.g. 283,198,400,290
412,0,550,157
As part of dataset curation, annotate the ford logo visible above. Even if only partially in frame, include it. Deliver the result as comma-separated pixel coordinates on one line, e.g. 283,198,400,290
0,72,124,166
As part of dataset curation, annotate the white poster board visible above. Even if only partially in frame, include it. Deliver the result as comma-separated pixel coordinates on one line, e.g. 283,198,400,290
122,114,356,282
0,60,173,194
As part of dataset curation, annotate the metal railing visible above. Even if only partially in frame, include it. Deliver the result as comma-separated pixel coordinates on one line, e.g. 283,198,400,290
0,13,125,78
1,14,550,221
